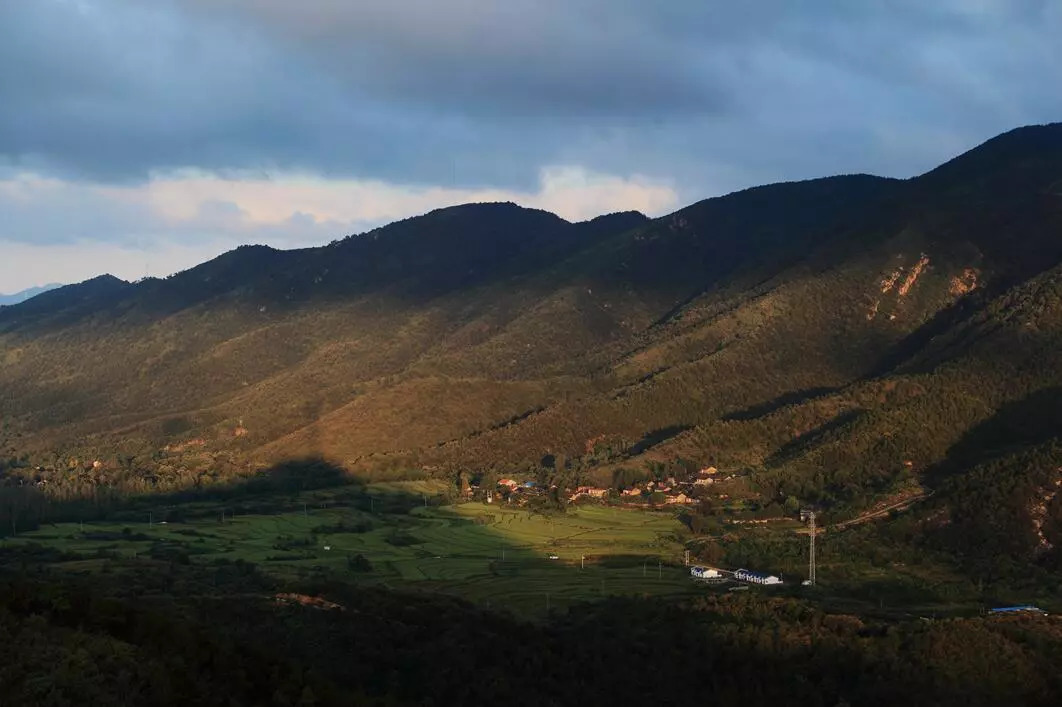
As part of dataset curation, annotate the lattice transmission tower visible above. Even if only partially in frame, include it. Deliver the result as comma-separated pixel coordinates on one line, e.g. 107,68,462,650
808,511,816,585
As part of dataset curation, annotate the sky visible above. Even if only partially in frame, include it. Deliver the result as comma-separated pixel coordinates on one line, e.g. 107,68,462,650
1,0,1060,293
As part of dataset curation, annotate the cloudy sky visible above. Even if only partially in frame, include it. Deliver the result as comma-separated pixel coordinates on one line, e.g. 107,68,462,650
1,0,1060,292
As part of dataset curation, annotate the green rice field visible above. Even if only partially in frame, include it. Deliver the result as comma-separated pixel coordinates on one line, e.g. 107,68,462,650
1,484,708,615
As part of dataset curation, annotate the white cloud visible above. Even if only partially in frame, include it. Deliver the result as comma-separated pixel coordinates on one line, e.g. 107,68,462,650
0,167,678,292
0,238,231,294
140,167,677,227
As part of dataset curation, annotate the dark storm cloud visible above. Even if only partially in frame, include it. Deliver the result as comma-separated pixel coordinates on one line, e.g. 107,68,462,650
0,1,428,182
1,0,1060,195
190,0,732,118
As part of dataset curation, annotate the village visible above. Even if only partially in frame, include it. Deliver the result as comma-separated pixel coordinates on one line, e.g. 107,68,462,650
460,462,835,592
470,465,730,508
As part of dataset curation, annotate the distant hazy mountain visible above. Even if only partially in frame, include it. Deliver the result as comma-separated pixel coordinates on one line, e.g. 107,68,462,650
0,283,63,306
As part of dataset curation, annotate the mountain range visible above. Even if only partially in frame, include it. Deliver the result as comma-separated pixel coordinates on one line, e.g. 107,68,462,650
3,122,1062,573
0,283,63,307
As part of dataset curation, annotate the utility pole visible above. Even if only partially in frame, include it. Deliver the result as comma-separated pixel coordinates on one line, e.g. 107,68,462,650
684,549,690,566
808,511,817,586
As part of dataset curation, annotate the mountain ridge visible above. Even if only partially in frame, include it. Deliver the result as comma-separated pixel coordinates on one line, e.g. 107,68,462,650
3,122,1062,575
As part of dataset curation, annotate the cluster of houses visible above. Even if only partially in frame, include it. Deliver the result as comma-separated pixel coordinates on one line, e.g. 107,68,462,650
690,566,721,579
734,568,783,585
569,486,608,501
567,481,696,505
497,478,538,493
608,466,722,506
469,466,724,508
690,565,785,587
470,478,546,503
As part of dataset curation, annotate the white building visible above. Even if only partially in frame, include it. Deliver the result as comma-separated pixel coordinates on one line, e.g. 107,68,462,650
690,566,721,579
734,568,783,585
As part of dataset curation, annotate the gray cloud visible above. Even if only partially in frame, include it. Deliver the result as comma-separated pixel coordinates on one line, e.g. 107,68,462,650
0,179,362,250
191,0,732,118
1,0,1061,199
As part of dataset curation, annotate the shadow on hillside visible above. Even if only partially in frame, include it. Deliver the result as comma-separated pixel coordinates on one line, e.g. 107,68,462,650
0,455,692,614
763,409,865,467
0,457,434,537
629,425,693,455
2,457,672,624
721,387,841,422
868,289,993,376
926,387,1062,485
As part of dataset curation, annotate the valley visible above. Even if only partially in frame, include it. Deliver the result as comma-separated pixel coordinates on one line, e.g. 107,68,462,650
2,471,1041,622
3,122,1062,705
3,482,699,616
6,0,1062,701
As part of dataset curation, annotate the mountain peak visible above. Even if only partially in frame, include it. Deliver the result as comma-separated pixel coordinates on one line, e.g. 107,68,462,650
915,121,1062,187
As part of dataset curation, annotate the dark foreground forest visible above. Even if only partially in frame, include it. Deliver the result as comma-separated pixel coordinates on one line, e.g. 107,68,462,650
2,547,1060,707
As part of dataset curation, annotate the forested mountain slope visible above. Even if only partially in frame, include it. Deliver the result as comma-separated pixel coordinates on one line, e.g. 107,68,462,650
2,122,1062,550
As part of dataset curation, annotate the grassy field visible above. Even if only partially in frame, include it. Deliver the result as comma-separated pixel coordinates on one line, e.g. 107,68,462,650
5,481,1033,620
1,486,709,615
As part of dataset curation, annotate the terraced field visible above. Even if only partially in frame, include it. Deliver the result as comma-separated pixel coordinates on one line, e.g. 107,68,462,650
2,488,704,614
